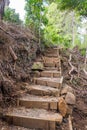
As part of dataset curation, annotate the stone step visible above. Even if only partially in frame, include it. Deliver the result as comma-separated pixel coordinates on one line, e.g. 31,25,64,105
25,85,60,96
6,108,62,130
40,70,61,78
19,94,59,110
34,77,63,88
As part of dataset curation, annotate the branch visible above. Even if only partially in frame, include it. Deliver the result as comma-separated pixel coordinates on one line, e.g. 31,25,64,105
9,46,18,61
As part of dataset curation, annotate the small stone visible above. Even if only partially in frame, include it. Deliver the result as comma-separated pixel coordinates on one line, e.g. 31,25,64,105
58,97,68,117
61,84,74,95
65,92,76,105
67,105,73,115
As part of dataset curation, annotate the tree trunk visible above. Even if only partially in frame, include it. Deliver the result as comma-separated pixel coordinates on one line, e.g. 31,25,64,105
0,0,5,19
0,0,9,19
72,11,75,46
38,4,41,50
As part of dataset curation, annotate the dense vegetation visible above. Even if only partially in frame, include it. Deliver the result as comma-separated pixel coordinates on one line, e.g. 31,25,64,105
24,0,87,49
3,0,87,49
56,0,87,16
4,7,22,24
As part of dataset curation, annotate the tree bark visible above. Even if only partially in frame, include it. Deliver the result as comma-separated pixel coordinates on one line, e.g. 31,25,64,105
0,0,10,19
0,0,5,19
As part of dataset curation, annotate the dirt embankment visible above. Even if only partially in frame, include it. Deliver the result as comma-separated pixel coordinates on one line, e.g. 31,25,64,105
0,21,38,107
61,47,87,130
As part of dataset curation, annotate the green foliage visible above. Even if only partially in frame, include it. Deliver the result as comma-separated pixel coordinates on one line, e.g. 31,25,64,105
80,48,86,56
4,7,22,24
43,3,80,48
44,24,72,47
25,0,43,27
24,0,87,49
32,62,44,70
25,0,49,48
56,0,87,16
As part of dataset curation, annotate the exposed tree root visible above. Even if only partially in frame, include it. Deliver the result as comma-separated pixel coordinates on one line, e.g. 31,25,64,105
68,54,78,82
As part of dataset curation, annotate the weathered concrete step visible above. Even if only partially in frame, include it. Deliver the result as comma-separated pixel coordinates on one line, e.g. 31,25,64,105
40,70,61,78
34,77,63,88
25,85,60,96
19,94,59,110
6,108,62,130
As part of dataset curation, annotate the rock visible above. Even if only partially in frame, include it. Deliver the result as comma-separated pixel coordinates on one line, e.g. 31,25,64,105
61,84,74,95
67,105,73,115
58,97,68,117
65,92,76,105
32,62,44,71
31,71,40,77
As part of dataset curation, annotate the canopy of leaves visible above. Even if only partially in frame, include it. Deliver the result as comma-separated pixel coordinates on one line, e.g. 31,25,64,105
56,0,87,16
24,0,87,49
4,7,22,24
25,0,42,27
44,3,81,47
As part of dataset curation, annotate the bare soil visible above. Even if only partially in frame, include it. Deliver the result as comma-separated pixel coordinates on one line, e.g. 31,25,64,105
61,47,87,130
0,21,38,108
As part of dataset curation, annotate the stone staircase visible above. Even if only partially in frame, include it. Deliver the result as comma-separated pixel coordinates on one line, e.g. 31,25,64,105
5,47,64,130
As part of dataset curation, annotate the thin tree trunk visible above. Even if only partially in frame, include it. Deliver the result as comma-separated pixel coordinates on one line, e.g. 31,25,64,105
84,48,87,69
39,4,41,50
72,11,75,46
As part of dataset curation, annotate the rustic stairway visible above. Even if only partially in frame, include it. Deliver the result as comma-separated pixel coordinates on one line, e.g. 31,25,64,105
5,47,64,130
